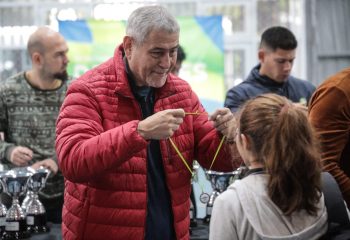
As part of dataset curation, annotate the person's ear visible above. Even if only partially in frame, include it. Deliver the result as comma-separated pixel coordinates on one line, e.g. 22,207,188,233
258,49,265,63
123,36,133,59
32,52,43,67
240,133,251,151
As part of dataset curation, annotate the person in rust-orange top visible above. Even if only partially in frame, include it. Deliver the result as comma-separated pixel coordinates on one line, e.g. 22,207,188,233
309,67,350,207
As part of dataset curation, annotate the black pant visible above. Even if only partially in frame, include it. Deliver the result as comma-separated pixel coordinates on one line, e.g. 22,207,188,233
40,195,64,224
190,184,197,218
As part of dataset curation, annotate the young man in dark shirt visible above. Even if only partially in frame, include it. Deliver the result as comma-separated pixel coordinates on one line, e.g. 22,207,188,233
225,26,315,112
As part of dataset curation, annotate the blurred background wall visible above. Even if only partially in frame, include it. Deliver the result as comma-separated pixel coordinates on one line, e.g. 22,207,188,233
1,0,350,87
2,0,349,87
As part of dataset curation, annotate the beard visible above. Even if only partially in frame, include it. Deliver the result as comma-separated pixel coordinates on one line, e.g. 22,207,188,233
53,70,68,82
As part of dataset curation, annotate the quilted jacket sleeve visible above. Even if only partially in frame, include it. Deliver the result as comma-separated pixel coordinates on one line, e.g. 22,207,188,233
0,83,17,164
56,80,148,183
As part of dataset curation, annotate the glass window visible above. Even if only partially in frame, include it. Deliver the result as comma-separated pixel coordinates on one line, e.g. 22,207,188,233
233,50,245,86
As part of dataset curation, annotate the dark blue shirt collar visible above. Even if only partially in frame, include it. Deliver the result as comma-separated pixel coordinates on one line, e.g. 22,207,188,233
251,64,287,88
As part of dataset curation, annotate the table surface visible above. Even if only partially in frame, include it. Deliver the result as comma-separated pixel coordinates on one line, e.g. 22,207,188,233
26,223,62,240
190,219,209,240
13,219,209,240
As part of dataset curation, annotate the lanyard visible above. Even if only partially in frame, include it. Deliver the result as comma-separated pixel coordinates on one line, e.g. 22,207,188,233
169,135,226,202
169,111,227,175
169,135,226,176
168,111,227,199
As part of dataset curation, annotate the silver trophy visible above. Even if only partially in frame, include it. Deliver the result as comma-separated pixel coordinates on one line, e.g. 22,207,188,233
21,167,36,212
25,166,51,234
0,171,8,236
203,170,237,223
190,161,200,220
21,191,34,213
191,160,200,184
2,167,33,239
189,161,200,233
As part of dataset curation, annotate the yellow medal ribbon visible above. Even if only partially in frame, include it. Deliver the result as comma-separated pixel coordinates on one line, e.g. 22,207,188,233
169,135,226,194
170,110,227,173
169,138,194,175
169,135,226,175
184,111,207,115
209,135,226,170
168,110,228,195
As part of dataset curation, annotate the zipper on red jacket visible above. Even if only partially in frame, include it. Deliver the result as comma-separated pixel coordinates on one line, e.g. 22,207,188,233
134,95,150,239
165,138,174,165
153,90,177,166
144,144,149,240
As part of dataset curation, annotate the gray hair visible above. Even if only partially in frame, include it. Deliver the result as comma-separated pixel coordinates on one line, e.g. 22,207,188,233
126,5,180,45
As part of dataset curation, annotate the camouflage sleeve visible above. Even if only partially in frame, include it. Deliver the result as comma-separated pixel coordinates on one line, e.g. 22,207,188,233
0,87,15,163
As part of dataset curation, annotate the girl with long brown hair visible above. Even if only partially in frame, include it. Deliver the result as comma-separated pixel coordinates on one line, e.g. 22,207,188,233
210,93,328,240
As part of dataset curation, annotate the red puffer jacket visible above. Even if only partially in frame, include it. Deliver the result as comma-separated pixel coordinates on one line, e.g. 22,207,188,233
56,45,235,240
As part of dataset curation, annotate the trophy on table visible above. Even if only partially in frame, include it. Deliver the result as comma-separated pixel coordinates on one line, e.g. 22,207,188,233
21,167,36,212
189,161,200,235
0,171,8,236
190,161,200,225
203,169,243,223
25,166,51,234
2,167,33,240
21,191,34,213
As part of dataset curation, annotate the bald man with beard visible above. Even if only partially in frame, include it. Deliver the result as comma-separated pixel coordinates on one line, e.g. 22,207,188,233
0,26,70,223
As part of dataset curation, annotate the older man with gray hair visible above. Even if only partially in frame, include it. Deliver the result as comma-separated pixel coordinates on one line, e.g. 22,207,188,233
56,5,238,240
